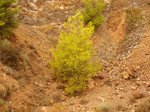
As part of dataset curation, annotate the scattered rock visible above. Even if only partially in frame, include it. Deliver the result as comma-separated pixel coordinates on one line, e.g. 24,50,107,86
131,86,137,90
98,74,105,79
50,100,54,104
40,106,50,112
125,67,133,75
28,2,37,11
98,96,105,102
134,66,140,71
105,67,111,73
120,71,129,79
59,5,64,10
88,79,96,89
125,65,138,78
120,95,125,99
111,67,120,75
146,83,150,87
133,92,143,99
115,81,119,86
104,80,112,86
95,73,105,79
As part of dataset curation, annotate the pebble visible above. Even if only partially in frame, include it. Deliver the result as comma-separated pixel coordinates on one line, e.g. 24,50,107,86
120,95,125,99
146,83,150,87
133,92,143,99
120,71,129,79
131,86,137,90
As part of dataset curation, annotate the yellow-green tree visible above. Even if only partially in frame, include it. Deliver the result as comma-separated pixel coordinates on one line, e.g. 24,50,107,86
50,11,100,95
82,0,105,29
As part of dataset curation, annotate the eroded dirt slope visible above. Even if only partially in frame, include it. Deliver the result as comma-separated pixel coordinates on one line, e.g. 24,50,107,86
0,0,150,112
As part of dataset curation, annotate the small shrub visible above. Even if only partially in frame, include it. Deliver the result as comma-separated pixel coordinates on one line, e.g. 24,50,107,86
80,98,88,105
111,0,116,2
52,93,62,103
135,81,141,86
19,52,30,69
125,7,143,33
0,39,29,69
28,49,36,56
50,11,100,95
49,38,57,47
0,98,4,106
0,39,20,68
135,98,150,112
82,0,106,29
96,102,112,112
56,84,65,90
116,104,125,111
0,0,19,39
2,66,17,75
51,103,65,112
129,96,136,104
5,105,10,112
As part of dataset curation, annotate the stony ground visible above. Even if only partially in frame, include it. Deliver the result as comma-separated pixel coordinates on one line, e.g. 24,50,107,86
0,0,150,112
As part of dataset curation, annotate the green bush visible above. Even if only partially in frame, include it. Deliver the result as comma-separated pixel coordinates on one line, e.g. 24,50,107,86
126,7,143,33
82,0,106,29
50,11,100,95
0,0,19,39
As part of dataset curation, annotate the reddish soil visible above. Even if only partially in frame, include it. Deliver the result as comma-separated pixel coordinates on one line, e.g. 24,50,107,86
0,0,150,112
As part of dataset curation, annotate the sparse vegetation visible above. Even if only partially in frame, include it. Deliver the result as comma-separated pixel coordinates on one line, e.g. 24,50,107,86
0,39,20,68
0,0,19,39
116,104,125,111
82,0,106,29
20,52,30,69
80,98,88,105
135,98,150,112
135,81,141,86
50,11,100,95
96,102,112,112
0,98,4,106
129,96,136,104
0,39,29,70
28,49,36,56
52,93,62,103
2,66,17,75
49,38,58,47
125,7,143,33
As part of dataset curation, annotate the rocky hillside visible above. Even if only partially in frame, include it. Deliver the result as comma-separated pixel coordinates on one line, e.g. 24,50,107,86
0,0,150,112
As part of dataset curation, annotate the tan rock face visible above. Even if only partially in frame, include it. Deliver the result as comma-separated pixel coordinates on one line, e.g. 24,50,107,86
110,12,126,44
17,0,83,26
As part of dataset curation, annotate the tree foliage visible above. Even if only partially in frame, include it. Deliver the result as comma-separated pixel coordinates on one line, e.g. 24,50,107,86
82,0,106,29
50,11,100,95
0,0,19,39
